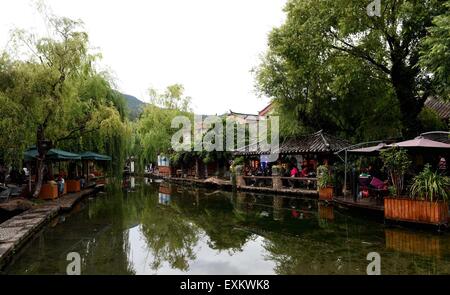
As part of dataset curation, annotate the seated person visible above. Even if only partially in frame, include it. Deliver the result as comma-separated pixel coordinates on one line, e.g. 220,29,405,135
300,166,309,177
290,166,299,177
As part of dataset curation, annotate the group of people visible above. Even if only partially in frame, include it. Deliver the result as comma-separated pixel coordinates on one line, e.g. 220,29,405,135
287,160,316,178
243,164,272,177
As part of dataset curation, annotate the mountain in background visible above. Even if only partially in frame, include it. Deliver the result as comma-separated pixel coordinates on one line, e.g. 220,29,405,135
122,93,146,120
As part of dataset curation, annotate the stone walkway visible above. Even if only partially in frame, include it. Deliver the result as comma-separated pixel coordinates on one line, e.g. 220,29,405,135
0,188,97,269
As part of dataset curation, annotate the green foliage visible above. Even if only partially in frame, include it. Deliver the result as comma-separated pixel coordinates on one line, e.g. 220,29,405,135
148,84,192,112
0,9,130,176
137,103,192,164
380,147,412,197
317,165,331,189
420,1,450,97
418,108,447,132
255,0,447,139
410,164,450,202
233,156,245,166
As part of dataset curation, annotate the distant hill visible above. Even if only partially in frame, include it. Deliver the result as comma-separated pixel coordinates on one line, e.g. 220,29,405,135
122,94,146,120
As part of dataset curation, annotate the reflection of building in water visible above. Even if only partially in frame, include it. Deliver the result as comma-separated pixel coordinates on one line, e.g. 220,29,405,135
144,177,153,185
158,184,172,205
130,177,135,189
159,184,172,195
318,204,334,221
385,229,442,258
158,193,171,205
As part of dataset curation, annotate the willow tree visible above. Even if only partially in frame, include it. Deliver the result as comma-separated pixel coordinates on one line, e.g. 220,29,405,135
137,85,193,167
0,12,129,196
256,0,447,139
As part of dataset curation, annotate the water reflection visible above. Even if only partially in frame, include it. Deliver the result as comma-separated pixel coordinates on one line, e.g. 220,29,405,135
4,178,450,275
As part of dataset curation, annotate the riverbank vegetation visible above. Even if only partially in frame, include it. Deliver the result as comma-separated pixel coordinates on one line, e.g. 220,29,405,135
255,0,449,141
1,1,449,188
0,6,130,195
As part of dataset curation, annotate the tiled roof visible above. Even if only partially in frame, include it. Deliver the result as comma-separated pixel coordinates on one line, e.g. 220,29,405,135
421,132,450,144
234,130,351,156
258,102,274,117
425,97,450,120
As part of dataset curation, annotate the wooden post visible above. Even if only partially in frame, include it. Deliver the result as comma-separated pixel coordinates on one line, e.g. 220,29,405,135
271,165,282,190
87,161,90,185
195,158,199,179
27,163,31,193
235,165,245,187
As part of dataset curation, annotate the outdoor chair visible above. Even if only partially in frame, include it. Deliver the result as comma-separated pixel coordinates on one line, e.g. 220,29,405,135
368,177,389,203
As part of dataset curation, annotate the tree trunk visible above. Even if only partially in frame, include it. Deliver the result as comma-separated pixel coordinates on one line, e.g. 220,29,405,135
390,60,423,138
32,126,48,198
33,157,46,198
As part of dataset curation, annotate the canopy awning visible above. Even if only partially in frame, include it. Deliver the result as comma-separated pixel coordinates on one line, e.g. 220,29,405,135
24,148,81,162
80,152,112,161
348,143,387,155
387,137,450,149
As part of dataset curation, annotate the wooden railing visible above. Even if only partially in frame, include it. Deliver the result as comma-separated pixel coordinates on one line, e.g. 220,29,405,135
242,176,317,190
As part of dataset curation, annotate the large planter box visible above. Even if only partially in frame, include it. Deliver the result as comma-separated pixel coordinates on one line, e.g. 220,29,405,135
384,198,449,225
66,180,81,193
319,187,333,201
39,183,58,200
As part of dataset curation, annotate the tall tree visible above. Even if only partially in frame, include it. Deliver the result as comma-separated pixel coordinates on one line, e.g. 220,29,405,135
420,0,450,97
0,10,129,196
148,84,193,112
137,84,193,166
256,0,447,139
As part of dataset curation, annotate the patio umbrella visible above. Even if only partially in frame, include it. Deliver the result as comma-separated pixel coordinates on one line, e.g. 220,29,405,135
387,137,450,149
348,143,387,155
79,152,112,161
24,147,81,162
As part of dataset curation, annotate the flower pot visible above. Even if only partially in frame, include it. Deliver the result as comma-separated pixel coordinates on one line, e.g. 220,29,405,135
319,186,333,201
384,197,449,225
66,180,81,193
39,183,58,200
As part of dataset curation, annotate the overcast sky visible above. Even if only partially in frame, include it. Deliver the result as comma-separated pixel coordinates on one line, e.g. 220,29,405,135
0,0,287,115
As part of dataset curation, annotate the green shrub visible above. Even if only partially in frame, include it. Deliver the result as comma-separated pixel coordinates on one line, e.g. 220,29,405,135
410,164,450,202
317,165,331,189
380,147,411,197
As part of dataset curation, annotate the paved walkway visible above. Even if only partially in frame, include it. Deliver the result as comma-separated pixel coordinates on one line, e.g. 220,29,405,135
0,188,97,269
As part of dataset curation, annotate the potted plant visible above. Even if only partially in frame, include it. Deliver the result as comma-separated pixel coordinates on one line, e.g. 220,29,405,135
317,165,333,201
380,147,411,198
385,163,450,225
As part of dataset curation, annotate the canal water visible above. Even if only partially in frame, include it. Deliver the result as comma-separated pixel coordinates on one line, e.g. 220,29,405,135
3,178,450,275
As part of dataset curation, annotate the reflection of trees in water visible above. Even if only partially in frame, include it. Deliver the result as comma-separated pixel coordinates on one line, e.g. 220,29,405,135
6,183,135,274
174,190,251,253
12,180,450,275
140,201,200,272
